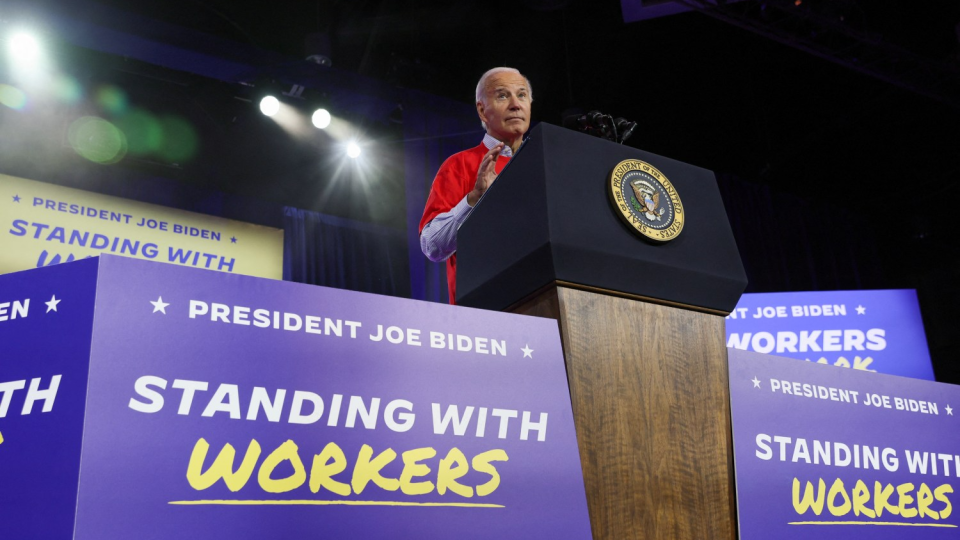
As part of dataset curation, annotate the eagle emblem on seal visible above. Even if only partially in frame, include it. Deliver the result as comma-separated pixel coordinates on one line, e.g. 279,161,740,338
630,179,665,221
607,159,684,242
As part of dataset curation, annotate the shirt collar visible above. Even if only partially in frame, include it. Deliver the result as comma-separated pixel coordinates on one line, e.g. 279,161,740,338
482,133,513,158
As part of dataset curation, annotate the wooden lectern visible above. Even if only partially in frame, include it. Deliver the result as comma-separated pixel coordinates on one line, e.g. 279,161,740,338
457,123,747,539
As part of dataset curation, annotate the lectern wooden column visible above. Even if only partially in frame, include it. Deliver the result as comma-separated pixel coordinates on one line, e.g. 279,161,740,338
457,123,747,539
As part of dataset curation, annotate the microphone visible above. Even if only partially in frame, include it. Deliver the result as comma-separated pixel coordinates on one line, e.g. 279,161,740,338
562,110,636,144
562,111,604,131
614,118,637,144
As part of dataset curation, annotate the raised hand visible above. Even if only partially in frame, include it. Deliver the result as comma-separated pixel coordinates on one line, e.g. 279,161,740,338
467,142,504,206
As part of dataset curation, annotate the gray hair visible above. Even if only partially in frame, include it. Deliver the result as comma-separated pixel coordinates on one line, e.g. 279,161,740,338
475,67,533,130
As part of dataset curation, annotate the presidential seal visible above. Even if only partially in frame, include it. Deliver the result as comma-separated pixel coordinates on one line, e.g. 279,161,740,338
608,159,684,242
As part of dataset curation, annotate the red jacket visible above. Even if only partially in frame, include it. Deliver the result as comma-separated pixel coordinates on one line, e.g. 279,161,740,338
419,143,511,303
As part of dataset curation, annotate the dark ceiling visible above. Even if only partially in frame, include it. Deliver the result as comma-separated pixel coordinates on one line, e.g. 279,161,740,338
59,0,957,268
62,0,959,213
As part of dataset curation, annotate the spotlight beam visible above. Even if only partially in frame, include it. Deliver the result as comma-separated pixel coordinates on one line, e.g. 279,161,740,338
347,141,361,159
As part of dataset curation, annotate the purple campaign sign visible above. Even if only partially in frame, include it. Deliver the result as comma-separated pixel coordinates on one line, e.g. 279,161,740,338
729,348,960,539
726,290,934,380
58,255,591,539
0,258,99,539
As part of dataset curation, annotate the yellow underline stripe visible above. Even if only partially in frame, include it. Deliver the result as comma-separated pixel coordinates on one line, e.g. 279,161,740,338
789,521,957,528
169,500,504,508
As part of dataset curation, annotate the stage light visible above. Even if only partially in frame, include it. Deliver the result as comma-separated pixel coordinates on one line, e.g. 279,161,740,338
5,29,54,87
7,31,41,64
259,95,280,116
312,108,331,129
347,141,361,159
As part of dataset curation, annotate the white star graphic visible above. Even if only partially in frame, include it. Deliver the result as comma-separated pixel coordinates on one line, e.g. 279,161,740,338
521,344,534,358
45,295,61,313
751,377,761,388
947,405,954,416
856,305,866,315
151,296,170,314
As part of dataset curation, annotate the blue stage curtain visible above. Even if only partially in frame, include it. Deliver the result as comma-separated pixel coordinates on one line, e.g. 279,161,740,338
283,207,410,298
401,92,482,303
716,172,884,293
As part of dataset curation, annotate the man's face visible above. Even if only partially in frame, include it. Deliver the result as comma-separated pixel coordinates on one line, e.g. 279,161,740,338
477,71,531,141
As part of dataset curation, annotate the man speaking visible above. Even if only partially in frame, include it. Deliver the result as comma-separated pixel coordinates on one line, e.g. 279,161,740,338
419,67,532,304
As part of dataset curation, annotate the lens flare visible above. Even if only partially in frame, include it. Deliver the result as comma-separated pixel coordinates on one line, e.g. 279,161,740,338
115,109,163,155
68,116,128,164
96,85,129,115
0,85,28,110
52,75,83,104
157,115,199,163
